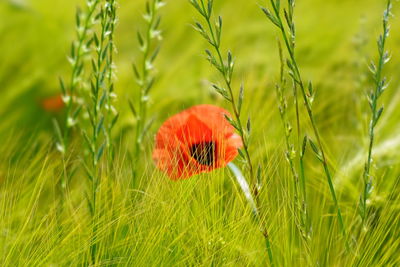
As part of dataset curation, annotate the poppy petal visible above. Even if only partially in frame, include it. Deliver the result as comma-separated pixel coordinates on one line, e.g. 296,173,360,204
153,104,243,180
41,94,64,112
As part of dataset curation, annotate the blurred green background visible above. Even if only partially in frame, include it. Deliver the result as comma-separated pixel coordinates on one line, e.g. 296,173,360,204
1,0,400,265
1,0,399,181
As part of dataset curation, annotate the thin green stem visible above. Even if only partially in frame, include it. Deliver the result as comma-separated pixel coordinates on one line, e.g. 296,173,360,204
199,0,255,187
63,1,100,149
262,0,348,248
361,0,391,224
105,0,118,159
275,42,301,226
57,1,100,192
228,163,274,267
276,41,311,249
84,1,118,263
191,1,272,265
133,0,164,173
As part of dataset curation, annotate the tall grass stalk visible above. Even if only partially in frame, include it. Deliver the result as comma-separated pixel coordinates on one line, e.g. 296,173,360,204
275,41,310,240
76,0,118,263
131,0,164,170
261,0,348,248
53,1,103,245
190,0,255,189
104,0,119,160
55,0,101,186
190,0,274,265
360,0,392,225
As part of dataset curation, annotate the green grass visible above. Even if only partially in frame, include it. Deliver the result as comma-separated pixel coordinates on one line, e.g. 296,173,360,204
1,0,400,266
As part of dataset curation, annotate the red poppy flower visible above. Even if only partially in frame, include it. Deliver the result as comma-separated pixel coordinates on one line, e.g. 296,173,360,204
153,104,242,180
40,94,64,112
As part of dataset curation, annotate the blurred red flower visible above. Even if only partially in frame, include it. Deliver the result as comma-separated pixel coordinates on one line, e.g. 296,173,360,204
153,104,242,179
40,94,64,112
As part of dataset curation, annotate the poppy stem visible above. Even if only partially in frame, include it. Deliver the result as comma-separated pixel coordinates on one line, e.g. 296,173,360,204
228,163,274,266
228,163,257,216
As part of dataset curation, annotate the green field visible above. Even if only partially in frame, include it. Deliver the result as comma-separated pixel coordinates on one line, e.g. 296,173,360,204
1,0,400,266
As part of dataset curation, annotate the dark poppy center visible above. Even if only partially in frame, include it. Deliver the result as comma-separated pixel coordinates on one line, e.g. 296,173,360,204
189,141,216,166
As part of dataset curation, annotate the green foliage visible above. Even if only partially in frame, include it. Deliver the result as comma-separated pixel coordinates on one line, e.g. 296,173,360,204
0,0,400,266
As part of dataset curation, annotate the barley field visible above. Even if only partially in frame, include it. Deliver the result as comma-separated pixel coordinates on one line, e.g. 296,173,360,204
1,0,400,266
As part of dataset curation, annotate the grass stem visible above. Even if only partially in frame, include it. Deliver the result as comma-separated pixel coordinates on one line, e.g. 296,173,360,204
191,0,274,265
261,0,348,249
360,0,392,225
132,0,164,170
